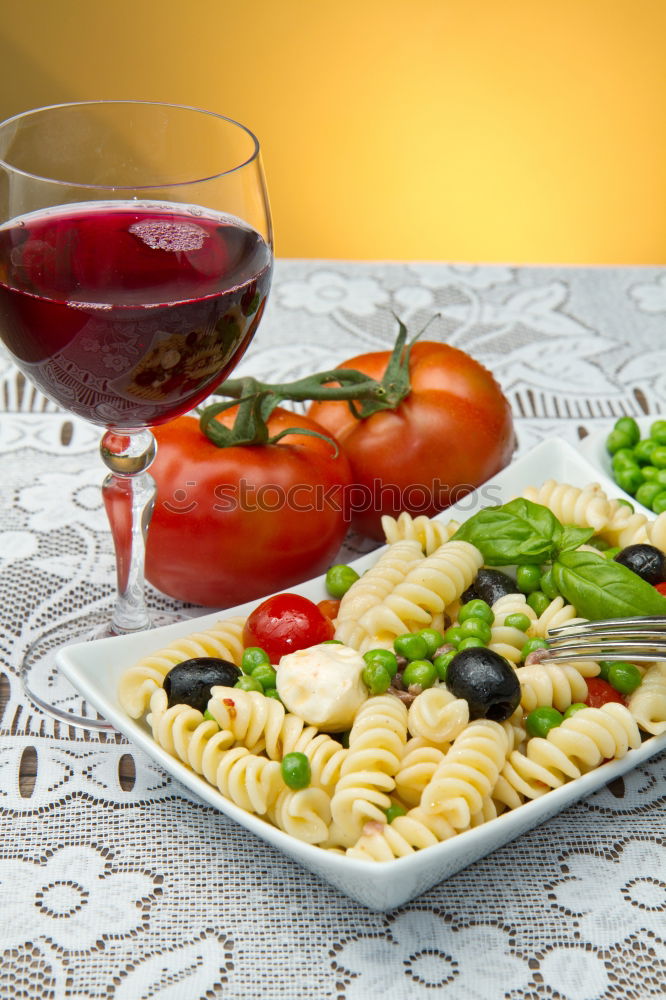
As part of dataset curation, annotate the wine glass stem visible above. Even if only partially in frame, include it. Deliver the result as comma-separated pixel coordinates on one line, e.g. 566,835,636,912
100,428,158,634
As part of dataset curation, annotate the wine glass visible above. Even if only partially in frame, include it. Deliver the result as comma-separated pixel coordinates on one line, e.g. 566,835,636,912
0,101,273,729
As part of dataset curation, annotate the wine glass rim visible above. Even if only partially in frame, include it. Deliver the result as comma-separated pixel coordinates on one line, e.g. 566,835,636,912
0,99,262,190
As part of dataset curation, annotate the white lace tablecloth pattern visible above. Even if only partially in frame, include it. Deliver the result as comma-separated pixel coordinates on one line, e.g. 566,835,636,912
1,262,665,1000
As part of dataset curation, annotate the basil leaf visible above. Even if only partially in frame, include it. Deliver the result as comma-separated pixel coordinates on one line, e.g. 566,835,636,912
556,524,595,553
452,498,562,565
552,549,666,620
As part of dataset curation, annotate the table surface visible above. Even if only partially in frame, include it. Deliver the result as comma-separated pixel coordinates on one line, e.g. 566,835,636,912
1,261,666,1000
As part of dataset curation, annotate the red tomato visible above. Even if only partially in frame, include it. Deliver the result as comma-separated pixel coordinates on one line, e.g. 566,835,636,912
585,677,626,708
242,592,334,661
307,341,515,539
145,408,352,607
655,582,666,596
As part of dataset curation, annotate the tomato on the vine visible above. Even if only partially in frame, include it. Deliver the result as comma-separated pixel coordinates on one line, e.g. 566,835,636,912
307,341,515,539
585,677,626,708
242,592,335,661
145,408,351,607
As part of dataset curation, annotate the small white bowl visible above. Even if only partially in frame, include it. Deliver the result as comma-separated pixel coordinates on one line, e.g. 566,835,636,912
57,438,666,911
576,415,662,514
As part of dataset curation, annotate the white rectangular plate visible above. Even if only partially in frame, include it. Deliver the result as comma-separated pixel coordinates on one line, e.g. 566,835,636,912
57,438,666,911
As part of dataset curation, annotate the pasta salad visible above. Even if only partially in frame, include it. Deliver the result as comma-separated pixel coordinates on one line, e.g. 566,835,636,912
118,479,666,862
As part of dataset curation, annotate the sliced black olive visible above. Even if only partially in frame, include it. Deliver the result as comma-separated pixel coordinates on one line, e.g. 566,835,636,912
163,657,241,712
446,647,521,722
462,568,518,606
613,543,666,585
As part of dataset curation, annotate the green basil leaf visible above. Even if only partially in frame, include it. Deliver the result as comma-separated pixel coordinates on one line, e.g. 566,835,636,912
452,498,562,565
556,523,595,553
552,549,666,619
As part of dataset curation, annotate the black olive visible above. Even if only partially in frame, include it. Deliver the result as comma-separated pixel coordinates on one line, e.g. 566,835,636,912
461,568,518,606
163,657,241,712
446,647,521,722
613,543,666,585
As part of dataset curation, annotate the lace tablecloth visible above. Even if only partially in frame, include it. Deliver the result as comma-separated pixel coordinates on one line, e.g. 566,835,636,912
1,262,666,1000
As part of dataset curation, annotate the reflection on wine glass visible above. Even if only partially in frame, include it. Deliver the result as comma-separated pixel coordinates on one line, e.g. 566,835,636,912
0,101,273,728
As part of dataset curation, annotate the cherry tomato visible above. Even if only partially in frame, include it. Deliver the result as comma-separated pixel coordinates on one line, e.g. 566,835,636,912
145,408,352,607
655,582,666,596
308,341,514,538
242,592,335,661
585,677,626,708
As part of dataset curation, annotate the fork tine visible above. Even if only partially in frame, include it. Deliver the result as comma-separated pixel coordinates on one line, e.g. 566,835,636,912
537,649,664,663
548,615,666,635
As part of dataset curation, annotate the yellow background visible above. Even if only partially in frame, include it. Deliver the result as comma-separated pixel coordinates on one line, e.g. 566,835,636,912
1,0,664,264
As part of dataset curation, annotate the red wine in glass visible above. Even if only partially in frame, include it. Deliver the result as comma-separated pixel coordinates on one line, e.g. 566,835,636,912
0,202,272,428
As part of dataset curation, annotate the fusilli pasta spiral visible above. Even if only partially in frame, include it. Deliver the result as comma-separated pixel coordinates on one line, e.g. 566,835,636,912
421,720,510,830
381,511,460,555
355,540,483,648
407,686,469,745
330,695,409,846
520,480,612,531
334,540,423,649
627,662,666,735
517,662,589,713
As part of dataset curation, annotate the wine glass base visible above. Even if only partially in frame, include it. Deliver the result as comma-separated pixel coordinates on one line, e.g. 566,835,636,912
22,608,184,731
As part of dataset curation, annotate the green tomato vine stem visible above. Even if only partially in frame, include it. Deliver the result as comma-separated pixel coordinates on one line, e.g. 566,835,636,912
197,315,436,449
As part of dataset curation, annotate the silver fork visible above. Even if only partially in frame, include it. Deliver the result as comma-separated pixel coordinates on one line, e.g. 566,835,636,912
540,616,666,662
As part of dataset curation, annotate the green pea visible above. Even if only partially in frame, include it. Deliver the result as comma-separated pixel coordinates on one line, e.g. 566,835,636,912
417,628,446,658
203,709,219,724
615,467,643,495
325,563,360,598
516,564,543,594
234,675,263,693
521,637,550,660
641,465,659,481
655,468,666,486
362,662,392,696
459,617,492,643
652,492,666,515
613,417,641,447
433,650,457,681
385,802,407,824
634,438,658,465
526,706,564,738
587,536,611,551
651,446,666,469
526,590,550,616
608,661,642,695
563,703,587,719
611,448,640,470
402,659,438,689
635,481,664,509
444,625,465,647
457,636,486,651
251,663,277,690
264,688,282,701
606,429,635,455
650,419,666,444
504,612,531,632
321,639,344,644
458,599,494,625
363,648,398,678
281,752,311,790
539,568,559,600
242,646,271,674
394,632,429,661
